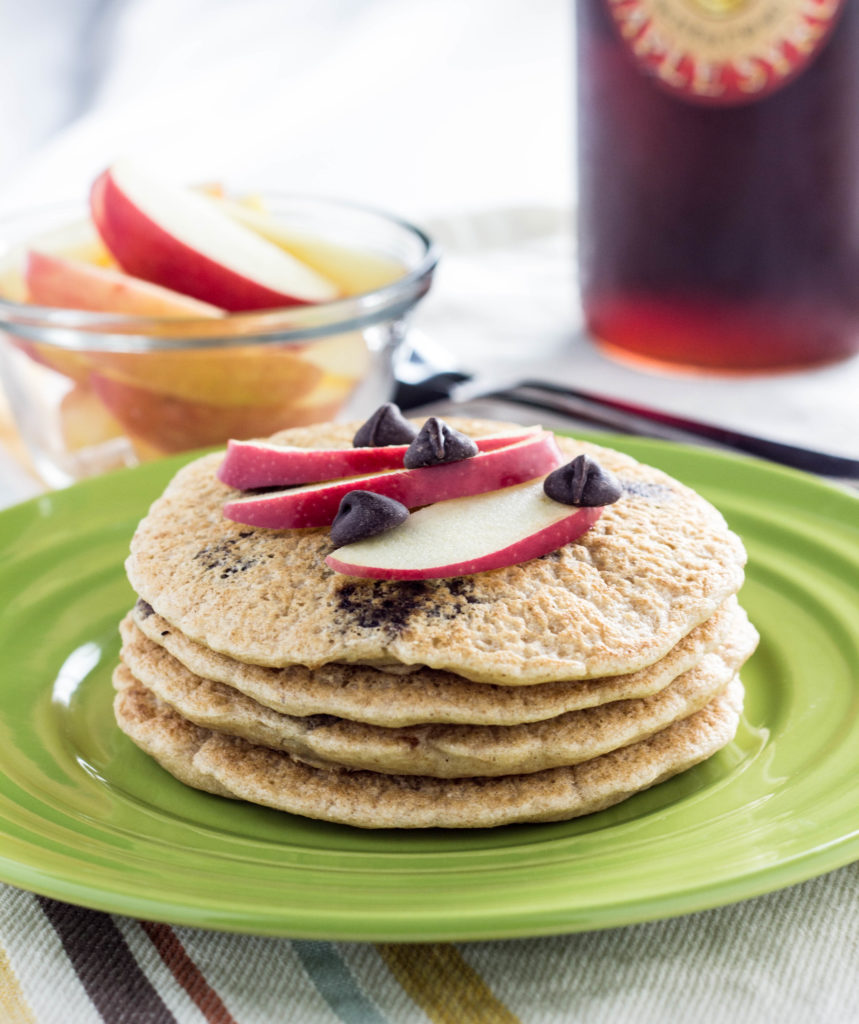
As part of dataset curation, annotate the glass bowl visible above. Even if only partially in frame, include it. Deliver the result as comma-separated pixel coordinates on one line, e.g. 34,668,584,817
0,194,438,487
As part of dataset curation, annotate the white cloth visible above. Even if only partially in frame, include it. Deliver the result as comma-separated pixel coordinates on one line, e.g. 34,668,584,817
0,0,571,219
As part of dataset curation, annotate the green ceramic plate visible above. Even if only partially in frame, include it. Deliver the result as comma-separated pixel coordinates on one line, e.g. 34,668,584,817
0,437,857,941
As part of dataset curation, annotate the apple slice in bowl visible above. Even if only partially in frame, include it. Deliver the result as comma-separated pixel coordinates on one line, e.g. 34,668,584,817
25,250,224,317
91,162,340,311
89,373,332,454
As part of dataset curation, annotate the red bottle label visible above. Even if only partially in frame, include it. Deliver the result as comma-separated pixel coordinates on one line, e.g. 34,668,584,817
604,0,844,105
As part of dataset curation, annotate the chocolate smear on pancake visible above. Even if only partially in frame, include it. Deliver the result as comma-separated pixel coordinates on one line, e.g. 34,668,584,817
335,577,486,636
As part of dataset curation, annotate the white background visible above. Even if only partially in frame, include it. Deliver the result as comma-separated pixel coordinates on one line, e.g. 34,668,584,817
0,0,572,217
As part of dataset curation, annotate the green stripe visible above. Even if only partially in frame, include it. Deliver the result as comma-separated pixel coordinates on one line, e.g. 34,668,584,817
293,941,389,1024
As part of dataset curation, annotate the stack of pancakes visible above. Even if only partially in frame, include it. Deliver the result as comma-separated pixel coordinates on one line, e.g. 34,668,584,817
115,418,757,829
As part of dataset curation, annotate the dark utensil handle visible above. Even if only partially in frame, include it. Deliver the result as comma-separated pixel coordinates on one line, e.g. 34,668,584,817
514,380,859,479
395,371,858,481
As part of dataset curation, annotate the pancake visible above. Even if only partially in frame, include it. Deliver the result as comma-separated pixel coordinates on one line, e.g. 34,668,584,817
125,419,747,684
113,670,745,829
130,598,742,727
118,614,756,777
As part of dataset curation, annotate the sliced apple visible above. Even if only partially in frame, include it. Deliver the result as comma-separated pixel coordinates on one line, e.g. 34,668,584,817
59,383,125,450
6,335,93,386
32,217,114,267
218,427,541,489
286,371,359,416
295,334,371,379
0,260,26,303
326,479,604,580
222,432,562,529
0,219,115,304
89,340,321,406
25,250,224,317
89,372,327,454
214,197,405,294
2,223,121,383
90,161,340,311
0,220,114,303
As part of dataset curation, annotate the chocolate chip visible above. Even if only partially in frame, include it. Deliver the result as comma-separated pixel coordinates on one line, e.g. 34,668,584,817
353,403,419,447
330,490,410,547
543,454,622,507
403,417,479,468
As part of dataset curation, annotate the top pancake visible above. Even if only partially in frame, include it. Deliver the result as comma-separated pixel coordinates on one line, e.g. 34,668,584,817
126,418,747,684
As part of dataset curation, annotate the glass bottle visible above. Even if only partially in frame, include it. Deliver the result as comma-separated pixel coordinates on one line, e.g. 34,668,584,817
576,0,859,371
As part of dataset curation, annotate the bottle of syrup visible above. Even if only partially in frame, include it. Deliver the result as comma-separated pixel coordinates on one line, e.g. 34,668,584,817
576,0,859,371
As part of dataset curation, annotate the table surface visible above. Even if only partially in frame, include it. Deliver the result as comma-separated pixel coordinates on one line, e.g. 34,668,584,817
0,214,857,1024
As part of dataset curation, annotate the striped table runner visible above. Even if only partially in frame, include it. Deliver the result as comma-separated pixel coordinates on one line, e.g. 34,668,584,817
1,866,857,1024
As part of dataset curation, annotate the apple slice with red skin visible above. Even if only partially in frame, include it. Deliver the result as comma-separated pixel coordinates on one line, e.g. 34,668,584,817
222,432,562,529
217,427,540,489
90,338,321,406
90,162,339,311
90,372,330,454
25,250,224,317
326,479,604,580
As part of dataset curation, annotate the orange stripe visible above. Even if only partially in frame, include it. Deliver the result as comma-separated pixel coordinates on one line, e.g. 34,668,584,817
0,942,37,1024
140,921,237,1024
376,943,521,1024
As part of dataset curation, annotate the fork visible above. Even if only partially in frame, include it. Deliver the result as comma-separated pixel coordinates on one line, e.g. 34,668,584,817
394,372,859,486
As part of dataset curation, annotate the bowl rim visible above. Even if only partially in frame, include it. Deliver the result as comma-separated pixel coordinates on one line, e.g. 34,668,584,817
0,193,440,352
